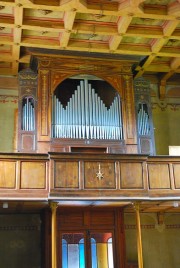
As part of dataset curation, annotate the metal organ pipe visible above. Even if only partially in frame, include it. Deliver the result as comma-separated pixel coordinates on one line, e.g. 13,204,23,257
22,97,35,131
138,104,150,136
52,79,123,140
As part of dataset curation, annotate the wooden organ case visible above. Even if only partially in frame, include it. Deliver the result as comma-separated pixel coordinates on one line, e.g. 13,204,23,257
134,77,156,155
18,55,138,154
18,68,37,152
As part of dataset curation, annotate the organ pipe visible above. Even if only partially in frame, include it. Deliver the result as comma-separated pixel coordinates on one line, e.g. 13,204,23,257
52,79,123,140
22,97,35,131
138,104,150,136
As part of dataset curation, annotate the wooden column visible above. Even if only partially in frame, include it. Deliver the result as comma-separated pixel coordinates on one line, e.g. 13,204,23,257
50,202,58,268
134,203,143,268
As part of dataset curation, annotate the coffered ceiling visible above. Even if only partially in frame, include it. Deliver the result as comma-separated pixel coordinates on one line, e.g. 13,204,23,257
0,0,180,83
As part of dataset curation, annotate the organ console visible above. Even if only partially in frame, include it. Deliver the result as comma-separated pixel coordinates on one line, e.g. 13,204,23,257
18,54,138,154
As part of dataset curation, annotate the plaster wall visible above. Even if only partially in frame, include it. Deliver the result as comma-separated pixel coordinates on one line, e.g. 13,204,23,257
125,213,180,268
0,214,41,268
0,90,18,152
152,105,180,155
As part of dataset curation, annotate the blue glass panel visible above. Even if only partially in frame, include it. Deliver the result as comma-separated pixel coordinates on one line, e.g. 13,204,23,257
91,238,97,268
79,239,85,268
62,239,68,268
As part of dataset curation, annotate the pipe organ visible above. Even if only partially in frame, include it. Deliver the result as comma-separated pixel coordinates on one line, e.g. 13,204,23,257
18,68,37,152
22,97,35,131
18,54,138,153
137,104,150,136
134,77,155,155
52,79,123,140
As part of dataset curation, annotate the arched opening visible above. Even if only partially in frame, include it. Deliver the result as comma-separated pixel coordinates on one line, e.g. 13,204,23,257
52,75,123,140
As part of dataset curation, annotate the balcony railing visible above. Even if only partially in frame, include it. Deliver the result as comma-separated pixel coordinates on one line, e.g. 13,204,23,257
0,153,180,200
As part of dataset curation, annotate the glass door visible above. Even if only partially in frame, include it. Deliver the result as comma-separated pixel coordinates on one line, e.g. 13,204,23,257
90,232,114,268
60,231,114,268
61,232,85,268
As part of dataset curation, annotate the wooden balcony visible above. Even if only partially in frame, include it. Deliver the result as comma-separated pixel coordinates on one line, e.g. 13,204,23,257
0,152,180,201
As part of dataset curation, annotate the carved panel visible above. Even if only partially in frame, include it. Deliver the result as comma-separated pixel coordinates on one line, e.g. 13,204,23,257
123,75,137,142
105,75,123,97
148,164,171,189
120,162,143,189
20,161,46,189
18,68,38,89
41,57,125,74
39,70,50,137
21,134,35,151
0,161,16,188
54,161,79,188
84,161,116,189
140,137,152,155
51,72,72,93
173,164,180,189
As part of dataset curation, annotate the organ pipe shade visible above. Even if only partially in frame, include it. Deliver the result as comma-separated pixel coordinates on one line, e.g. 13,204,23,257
21,97,35,131
137,103,150,136
52,79,123,140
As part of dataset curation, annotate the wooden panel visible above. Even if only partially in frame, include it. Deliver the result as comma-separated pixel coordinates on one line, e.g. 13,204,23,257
84,161,116,189
21,134,35,151
54,161,79,188
38,69,50,139
0,161,16,188
148,164,171,189
120,162,143,189
90,211,115,226
173,164,180,189
140,137,152,155
58,209,116,228
123,74,137,144
58,210,84,228
20,161,46,189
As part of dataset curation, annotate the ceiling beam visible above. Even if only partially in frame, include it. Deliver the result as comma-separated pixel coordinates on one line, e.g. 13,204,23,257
158,57,180,99
60,9,77,48
135,20,179,78
170,57,180,70
168,0,180,16
109,15,132,51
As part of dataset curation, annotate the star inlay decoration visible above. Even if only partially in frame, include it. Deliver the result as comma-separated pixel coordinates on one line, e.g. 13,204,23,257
96,164,104,180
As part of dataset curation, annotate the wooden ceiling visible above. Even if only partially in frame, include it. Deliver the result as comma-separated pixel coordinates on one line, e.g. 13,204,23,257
0,0,180,82
1,200,180,214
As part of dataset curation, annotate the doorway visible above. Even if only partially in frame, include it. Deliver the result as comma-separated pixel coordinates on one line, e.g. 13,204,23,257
56,208,126,268
60,230,114,268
